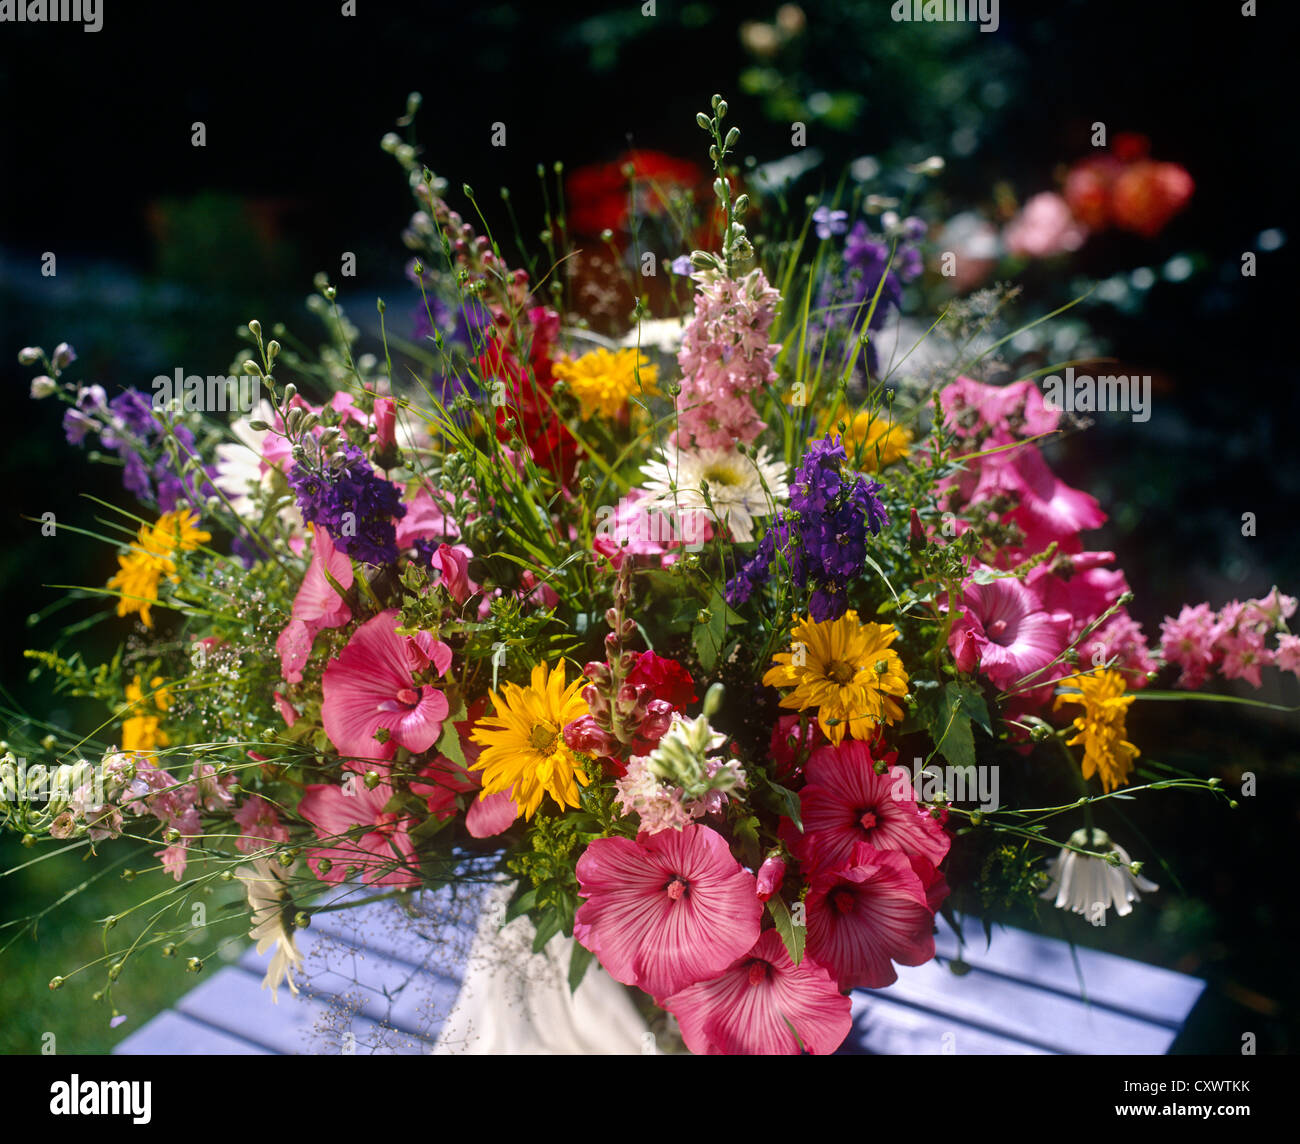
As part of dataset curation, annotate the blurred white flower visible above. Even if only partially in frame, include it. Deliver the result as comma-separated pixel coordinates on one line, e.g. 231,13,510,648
235,857,304,1002
1040,827,1158,920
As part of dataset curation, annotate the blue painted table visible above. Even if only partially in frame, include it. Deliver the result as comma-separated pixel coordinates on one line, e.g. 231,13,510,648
114,886,1205,1055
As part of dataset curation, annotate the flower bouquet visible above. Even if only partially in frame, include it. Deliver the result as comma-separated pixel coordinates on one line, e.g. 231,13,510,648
5,94,1291,1056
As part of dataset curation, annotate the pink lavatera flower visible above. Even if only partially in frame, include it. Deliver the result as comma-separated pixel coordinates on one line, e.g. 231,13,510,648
276,525,354,684
662,930,852,1055
948,574,1072,691
755,856,786,902
299,778,421,888
395,486,461,548
321,609,451,763
941,376,1060,444
573,823,763,1000
1027,550,1128,638
373,396,396,453
786,739,951,875
806,846,939,991
425,543,477,606
1002,446,1107,553
410,755,479,821
399,696,520,836
466,788,520,837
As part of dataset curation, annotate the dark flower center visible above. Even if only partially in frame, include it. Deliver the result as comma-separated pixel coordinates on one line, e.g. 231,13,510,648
747,959,771,986
530,721,559,753
395,687,422,709
987,618,1009,642
828,660,855,685
665,875,690,901
830,886,857,915
371,812,402,839
857,808,878,833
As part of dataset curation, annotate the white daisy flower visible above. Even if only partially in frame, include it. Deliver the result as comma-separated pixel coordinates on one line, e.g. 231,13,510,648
639,444,788,543
213,400,304,536
235,857,304,1002
618,317,686,354
1040,828,1158,921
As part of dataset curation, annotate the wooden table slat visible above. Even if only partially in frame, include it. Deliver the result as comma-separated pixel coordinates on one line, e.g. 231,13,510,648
114,1008,276,1055
845,992,1049,1055
875,957,1179,1054
933,913,1207,1028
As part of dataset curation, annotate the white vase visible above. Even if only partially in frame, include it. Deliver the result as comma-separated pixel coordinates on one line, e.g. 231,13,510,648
431,881,655,1054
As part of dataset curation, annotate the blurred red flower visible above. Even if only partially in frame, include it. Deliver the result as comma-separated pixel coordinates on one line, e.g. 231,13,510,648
1063,133,1193,237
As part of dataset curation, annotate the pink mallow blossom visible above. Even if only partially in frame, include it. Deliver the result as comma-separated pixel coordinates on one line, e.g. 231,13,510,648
755,856,786,902
940,376,1061,446
806,846,941,991
573,823,763,1000
299,778,421,887
948,574,1072,691
787,738,951,876
276,525,354,684
321,609,450,763
662,930,852,1055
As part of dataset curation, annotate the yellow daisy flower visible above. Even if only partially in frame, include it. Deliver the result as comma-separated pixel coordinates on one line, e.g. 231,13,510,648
121,675,171,754
106,510,211,628
469,661,591,820
1055,669,1140,793
552,347,657,421
107,550,169,628
762,611,909,745
820,407,913,471
147,509,211,556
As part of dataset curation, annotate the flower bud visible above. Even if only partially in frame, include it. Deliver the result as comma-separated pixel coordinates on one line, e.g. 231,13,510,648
17,346,43,365
563,715,617,757
755,856,786,902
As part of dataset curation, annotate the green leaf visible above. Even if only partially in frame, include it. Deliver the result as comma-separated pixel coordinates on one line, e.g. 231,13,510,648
950,682,992,736
692,588,742,674
919,681,989,770
732,814,762,869
767,894,805,965
531,907,563,954
505,886,537,923
435,717,466,768
760,778,803,832
692,615,720,674
568,940,595,994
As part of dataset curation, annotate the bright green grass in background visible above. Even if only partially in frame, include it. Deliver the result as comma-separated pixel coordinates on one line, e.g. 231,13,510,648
0,836,247,1054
